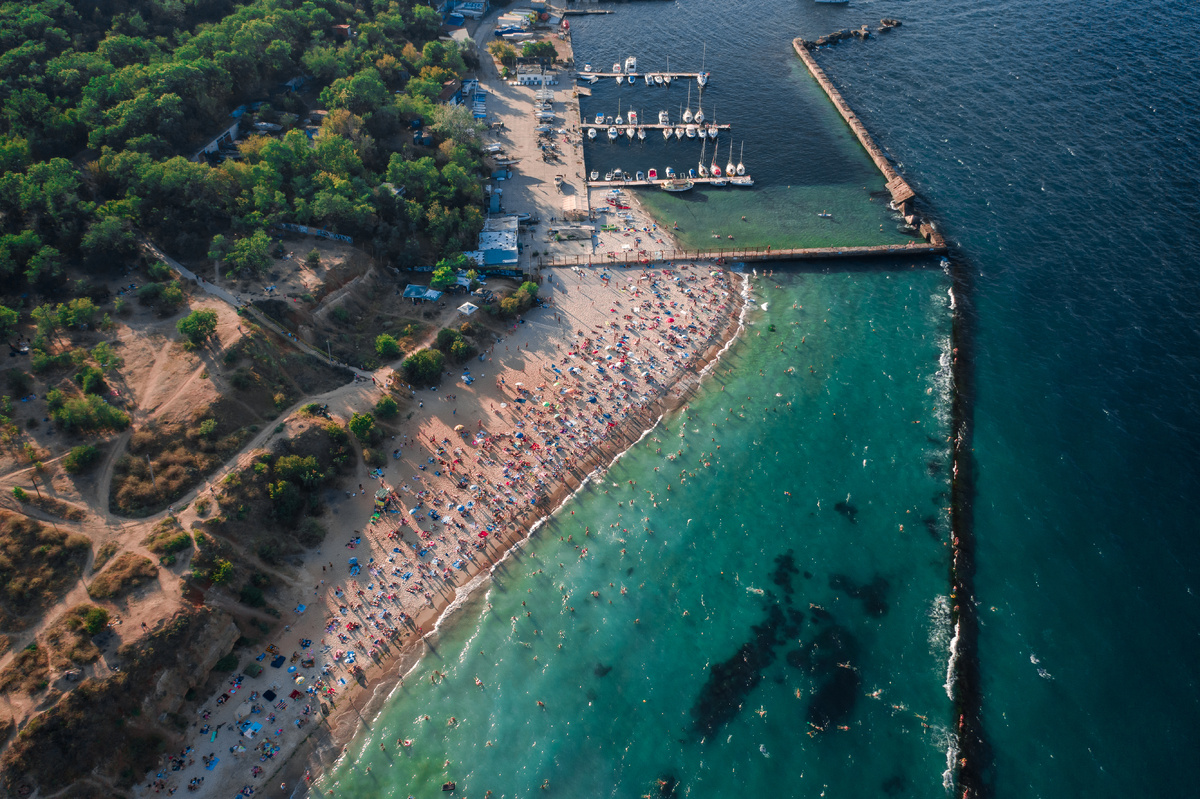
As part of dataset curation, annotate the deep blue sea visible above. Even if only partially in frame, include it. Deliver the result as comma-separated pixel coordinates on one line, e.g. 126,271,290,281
317,0,1200,796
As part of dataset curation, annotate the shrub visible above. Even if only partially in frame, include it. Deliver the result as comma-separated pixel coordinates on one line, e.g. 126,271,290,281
306,249,321,268
239,584,265,608
375,395,398,417
177,310,219,345
331,306,350,324
83,607,110,635
348,412,375,442
75,364,107,395
197,418,217,439
63,445,100,474
213,653,239,671
12,487,27,502
375,333,400,359
91,341,122,369
50,393,131,433
210,559,233,585
297,518,326,548
268,479,303,522
401,348,444,384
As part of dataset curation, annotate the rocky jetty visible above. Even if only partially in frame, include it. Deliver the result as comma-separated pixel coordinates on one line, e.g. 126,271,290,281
798,19,901,50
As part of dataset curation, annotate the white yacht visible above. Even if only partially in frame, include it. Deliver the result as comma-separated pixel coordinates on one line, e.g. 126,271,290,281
695,99,705,124
637,127,646,140
627,73,637,85
725,141,736,177
658,110,670,126
625,125,635,138
628,110,639,125
615,113,623,125
736,141,746,176
614,62,623,84
708,124,718,140
686,124,697,138
665,166,676,178
697,72,709,87
636,170,645,181
654,74,664,86
729,175,753,186
698,126,707,139
594,113,604,125
625,56,638,73
590,170,599,180
674,126,684,139
588,127,597,139
663,127,673,140
607,126,619,140
683,86,693,123
605,115,614,125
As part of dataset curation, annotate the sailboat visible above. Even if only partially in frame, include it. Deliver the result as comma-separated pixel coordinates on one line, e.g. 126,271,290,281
726,141,736,177
613,62,623,84
615,100,623,126
683,86,693,124
736,142,745,176
695,89,705,124
697,43,709,87
664,56,672,87
637,126,646,140
698,138,709,177
710,141,721,177
663,126,673,140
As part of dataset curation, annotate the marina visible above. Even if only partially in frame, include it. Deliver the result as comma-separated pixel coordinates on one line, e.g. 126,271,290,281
582,122,731,131
585,175,748,187
577,71,708,81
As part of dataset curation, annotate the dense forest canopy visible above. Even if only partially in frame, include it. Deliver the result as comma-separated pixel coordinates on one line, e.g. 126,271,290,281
0,0,487,298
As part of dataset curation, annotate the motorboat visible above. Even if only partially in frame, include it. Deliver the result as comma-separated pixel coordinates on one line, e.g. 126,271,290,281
663,127,672,140
658,110,670,125
613,62,622,74
665,166,676,178
605,171,614,181
580,74,598,85
674,126,684,139
588,127,597,139
698,127,707,139
636,170,645,181
615,113,624,125
661,178,694,192
711,178,726,187
584,64,593,72
686,124,697,138
605,115,614,124
627,73,637,85
654,74,664,86
608,126,619,140
637,127,646,140
817,211,833,218
736,141,746,175
625,56,638,73
648,168,658,180
628,110,638,126
729,175,754,187
590,170,599,181
594,113,605,125
688,168,697,179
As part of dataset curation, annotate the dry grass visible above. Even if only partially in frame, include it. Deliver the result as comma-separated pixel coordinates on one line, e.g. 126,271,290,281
0,605,104,694
87,553,158,600
28,495,86,521
0,512,91,630
91,541,119,572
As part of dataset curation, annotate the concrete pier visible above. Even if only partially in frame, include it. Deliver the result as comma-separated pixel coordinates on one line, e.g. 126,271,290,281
792,37,943,246
539,241,946,268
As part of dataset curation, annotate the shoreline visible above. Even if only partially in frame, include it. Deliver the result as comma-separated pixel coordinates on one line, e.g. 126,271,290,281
280,267,750,796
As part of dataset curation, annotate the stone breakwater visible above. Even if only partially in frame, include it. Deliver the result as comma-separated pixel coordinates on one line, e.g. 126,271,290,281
791,30,944,248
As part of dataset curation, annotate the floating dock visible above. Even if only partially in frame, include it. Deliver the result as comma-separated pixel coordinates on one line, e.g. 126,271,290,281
584,123,731,131
586,176,750,188
579,72,706,81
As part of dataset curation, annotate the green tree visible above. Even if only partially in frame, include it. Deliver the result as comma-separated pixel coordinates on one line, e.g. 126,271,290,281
274,454,323,489
430,264,455,290
521,41,557,61
177,310,218,345
268,479,303,522
401,348,444,384
375,333,400,359
375,395,398,418
0,305,17,339
348,411,375,442
63,445,100,474
306,249,321,268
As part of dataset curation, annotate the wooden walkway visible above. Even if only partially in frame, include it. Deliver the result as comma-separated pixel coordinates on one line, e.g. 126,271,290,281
538,242,946,268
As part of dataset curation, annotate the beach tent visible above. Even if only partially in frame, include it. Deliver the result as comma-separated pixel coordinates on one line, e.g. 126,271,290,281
458,302,479,316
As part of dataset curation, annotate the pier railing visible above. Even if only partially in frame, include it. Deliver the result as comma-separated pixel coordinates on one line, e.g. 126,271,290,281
537,241,946,268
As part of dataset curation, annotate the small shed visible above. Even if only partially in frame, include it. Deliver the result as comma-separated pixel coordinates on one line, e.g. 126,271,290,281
458,302,479,316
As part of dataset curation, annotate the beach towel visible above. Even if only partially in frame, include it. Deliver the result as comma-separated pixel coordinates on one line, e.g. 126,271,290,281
205,757,219,770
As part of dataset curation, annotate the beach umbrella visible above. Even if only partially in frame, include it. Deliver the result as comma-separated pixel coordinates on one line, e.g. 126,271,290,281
454,424,465,432
542,401,551,407
500,402,507,408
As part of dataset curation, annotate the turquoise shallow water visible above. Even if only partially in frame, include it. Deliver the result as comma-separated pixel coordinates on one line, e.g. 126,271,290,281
318,267,954,797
